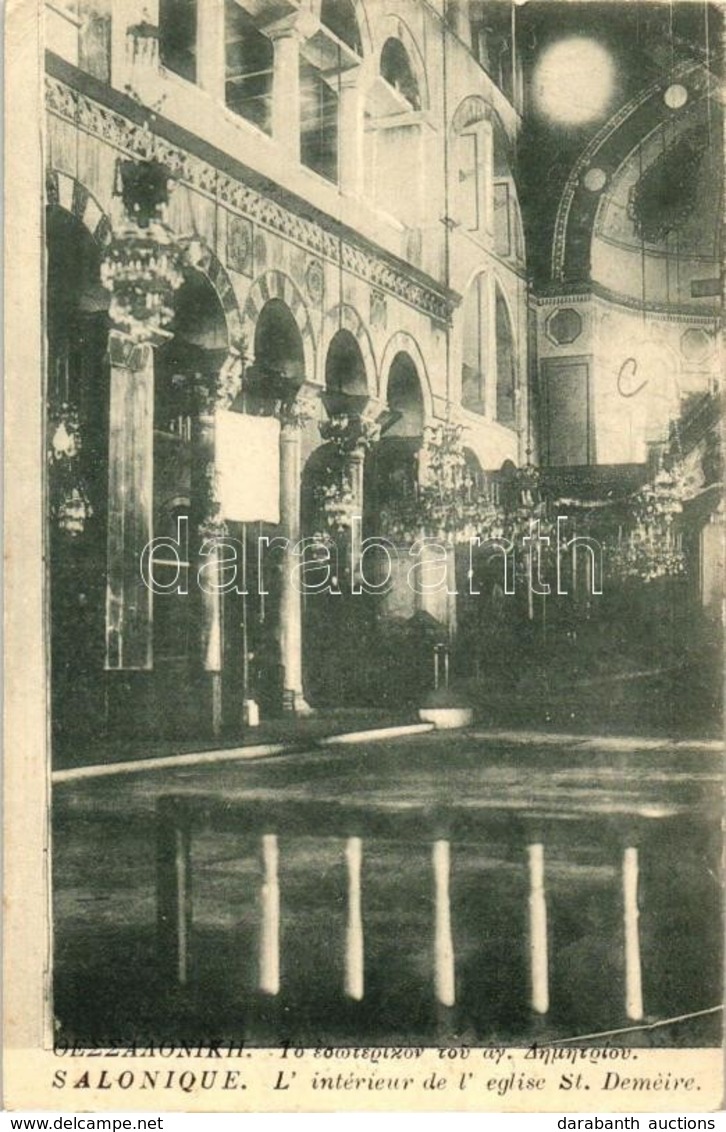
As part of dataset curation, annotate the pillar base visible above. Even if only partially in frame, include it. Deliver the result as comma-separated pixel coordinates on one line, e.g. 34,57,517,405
418,706,473,730
283,690,314,716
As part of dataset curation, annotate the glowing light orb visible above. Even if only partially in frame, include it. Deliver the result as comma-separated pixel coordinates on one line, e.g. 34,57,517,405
583,166,607,192
533,38,616,126
664,83,688,109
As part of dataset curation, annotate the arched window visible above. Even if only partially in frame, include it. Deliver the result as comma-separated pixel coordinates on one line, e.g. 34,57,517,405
252,298,306,398
325,329,367,410
493,120,525,263
495,287,517,426
380,38,421,110
320,0,362,55
387,352,424,437
461,274,487,415
225,1,274,133
451,102,493,236
365,351,424,530
364,34,426,223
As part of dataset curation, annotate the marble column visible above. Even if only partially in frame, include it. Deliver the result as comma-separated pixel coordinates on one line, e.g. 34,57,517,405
346,414,380,580
269,27,301,162
105,331,155,671
338,73,364,197
197,0,226,103
196,410,224,736
278,393,317,713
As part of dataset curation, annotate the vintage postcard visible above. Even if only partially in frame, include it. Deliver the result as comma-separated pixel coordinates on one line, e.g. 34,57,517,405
4,0,724,1115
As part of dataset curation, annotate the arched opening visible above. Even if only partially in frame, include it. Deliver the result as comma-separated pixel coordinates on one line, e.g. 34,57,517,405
493,118,525,262
366,351,455,702
224,1,274,134
362,353,429,702
370,350,425,531
240,299,308,716
156,270,229,434
302,329,370,706
324,327,367,404
147,269,230,737
249,298,306,398
364,37,424,222
451,98,492,237
495,285,517,426
320,0,362,56
380,38,420,110
461,273,488,415
46,205,110,752
386,351,425,436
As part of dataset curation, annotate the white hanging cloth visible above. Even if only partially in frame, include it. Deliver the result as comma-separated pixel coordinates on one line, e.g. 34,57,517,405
215,410,280,524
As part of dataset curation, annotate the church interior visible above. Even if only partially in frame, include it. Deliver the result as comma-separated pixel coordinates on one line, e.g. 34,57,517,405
44,0,722,1046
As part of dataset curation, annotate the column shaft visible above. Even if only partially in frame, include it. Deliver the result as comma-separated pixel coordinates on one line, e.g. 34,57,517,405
271,31,301,161
197,411,224,736
197,0,226,103
105,336,154,670
339,78,364,196
279,425,308,710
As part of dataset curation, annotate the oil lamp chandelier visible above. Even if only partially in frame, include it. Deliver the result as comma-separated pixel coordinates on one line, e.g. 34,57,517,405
314,411,380,537
378,418,503,544
610,461,687,583
101,157,185,343
48,402,93,537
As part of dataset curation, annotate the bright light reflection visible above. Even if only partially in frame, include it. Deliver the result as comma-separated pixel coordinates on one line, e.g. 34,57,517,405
533,38,616,126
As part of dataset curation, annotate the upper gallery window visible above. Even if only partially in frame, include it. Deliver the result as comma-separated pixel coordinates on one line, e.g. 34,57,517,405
469,0,514,102
380,38,421,110
462,274,488,415
495,286,517,427
158,0,197,83
493,121,525,264
225,0,274,133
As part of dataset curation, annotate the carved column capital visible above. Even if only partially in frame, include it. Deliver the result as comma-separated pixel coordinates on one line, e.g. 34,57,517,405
319,410,381,455
278,385,320,432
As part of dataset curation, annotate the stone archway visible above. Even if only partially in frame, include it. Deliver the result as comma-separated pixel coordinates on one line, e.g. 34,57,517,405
46,170,112,247
242,270,316,381
322,303,377,399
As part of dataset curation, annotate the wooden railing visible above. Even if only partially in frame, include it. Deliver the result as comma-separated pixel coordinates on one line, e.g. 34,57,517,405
156,795,689,1029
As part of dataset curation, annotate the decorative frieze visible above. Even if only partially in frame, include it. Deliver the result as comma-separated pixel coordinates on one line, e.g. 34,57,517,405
46,74,453,324
535,284,719,326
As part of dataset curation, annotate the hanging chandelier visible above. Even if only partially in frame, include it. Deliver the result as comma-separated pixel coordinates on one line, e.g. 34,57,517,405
48,403,94,537
101,158,185,343
378,417,504,544
609,461,687,583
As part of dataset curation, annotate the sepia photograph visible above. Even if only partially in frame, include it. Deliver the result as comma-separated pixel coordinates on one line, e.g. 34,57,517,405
3,0,724,1114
